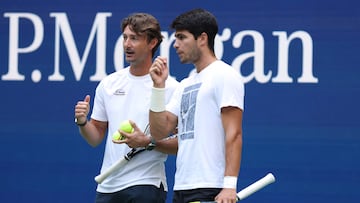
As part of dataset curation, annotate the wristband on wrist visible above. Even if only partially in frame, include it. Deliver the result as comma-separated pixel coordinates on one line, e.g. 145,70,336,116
223,176,237,189
150,87,166,112
75,118,87,126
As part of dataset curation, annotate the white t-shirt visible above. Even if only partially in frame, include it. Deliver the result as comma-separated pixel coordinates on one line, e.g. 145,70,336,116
167,60,245,191
91,67,179,193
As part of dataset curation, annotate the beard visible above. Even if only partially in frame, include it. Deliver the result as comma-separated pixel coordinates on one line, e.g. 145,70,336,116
178,49,200,64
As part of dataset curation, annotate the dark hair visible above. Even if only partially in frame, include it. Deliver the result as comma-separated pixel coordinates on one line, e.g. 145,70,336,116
170,8,218,53
121,13,163,57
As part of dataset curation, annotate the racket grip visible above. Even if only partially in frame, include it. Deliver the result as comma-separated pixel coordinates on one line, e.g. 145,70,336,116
189,173,275,203
237,173,275,200
94,158,128,184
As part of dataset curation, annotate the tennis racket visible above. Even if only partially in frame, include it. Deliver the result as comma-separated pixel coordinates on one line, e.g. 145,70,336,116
94,124,151,184
191,173,275,203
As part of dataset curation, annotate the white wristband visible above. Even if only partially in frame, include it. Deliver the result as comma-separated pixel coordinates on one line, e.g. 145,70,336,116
223,176,237,189
150,87,166,112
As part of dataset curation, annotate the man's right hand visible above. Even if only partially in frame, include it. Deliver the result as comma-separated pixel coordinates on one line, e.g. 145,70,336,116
75,95,91,125
149,56,168,88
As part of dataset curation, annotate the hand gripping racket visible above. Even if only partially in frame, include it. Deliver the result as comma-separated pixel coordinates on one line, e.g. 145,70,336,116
191,173,276,203
94,124,151,184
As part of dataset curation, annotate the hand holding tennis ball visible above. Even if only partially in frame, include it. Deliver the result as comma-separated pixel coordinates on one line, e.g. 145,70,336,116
112,120,134,140
112,131,122,140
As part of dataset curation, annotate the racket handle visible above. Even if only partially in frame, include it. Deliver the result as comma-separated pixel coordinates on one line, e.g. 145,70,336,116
94,158,128,184
190,173,275,203
237,173,275,200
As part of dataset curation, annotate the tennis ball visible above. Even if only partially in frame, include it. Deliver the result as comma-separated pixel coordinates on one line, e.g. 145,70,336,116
112,131,122,140
120,120,134,133
112,120,134,141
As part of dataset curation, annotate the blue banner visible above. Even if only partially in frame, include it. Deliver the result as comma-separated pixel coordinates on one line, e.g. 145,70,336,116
1,0,359,202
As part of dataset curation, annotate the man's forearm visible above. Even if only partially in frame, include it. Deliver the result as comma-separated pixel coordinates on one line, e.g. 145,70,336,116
79,120,105,147
149,111,171,140
225,132,242,176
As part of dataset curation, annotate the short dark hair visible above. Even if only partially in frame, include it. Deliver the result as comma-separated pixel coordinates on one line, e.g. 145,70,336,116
170,8,218,53
121,13,163,57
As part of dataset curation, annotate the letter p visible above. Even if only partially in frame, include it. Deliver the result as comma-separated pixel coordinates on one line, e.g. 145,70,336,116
2,12,44,80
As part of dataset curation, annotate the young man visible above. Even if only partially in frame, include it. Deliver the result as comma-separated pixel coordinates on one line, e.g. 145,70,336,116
74,13,178,203
149,9,245,203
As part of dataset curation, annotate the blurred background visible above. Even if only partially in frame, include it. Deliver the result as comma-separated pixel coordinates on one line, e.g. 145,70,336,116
1,0,359,202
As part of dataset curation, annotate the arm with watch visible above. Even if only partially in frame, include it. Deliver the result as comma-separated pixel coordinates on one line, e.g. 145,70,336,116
111,129,178,154
110,120,178,154
74,94,108,147
94,133,177,184
75,117,108,148
149,134,178,154
93,127,178,184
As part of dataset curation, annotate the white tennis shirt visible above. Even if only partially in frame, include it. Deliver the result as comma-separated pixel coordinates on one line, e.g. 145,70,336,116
167,60,245,191
91,67,178,193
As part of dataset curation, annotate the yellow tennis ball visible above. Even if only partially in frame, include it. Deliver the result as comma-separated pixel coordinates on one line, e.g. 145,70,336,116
112,120,133,141
120,120,134,133
112,131,122,140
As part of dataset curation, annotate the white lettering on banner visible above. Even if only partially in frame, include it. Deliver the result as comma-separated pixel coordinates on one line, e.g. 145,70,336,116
231,30,318,83
49,12,112,81
232,30,270,83
272,31,318,83
2,13,44,81
1,12,318,83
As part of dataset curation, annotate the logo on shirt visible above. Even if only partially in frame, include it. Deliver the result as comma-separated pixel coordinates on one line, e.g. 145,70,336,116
114,89,126,95
179,83,202,140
